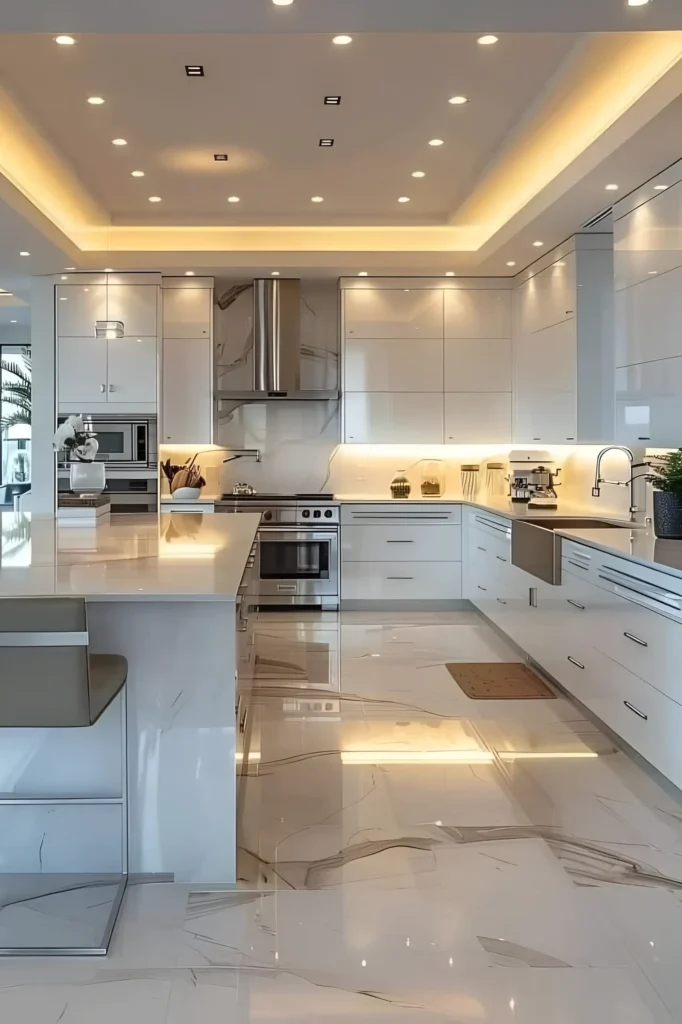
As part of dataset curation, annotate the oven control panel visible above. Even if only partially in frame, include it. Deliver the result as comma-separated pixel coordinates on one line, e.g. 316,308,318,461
298,506,339,524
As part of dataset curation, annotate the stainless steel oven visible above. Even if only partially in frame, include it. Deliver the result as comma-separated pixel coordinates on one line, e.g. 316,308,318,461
216,495,340,609
57,416,152,468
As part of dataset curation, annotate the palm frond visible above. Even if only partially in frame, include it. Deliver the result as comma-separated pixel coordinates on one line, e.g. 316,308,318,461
1,360,31,386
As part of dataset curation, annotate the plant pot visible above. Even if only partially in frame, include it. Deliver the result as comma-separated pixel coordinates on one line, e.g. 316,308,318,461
172,487,202,501
653,490,682,539
70,461,105,496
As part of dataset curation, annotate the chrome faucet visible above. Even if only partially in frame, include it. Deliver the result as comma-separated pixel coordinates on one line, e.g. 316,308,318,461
592,446,639,521
222,448,262,464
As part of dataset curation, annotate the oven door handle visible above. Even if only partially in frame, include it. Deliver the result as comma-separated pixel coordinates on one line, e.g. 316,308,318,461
258,527,338,537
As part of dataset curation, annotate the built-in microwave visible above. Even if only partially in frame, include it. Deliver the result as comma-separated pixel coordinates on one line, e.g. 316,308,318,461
57,416,152,468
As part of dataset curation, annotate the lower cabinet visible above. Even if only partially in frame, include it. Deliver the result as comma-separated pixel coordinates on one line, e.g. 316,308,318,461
342,561,462,602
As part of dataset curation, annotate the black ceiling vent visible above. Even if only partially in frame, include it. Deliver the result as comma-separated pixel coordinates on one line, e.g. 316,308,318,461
185,65,204,76
581,206,612,230
319,138,334,147
324,96,341,105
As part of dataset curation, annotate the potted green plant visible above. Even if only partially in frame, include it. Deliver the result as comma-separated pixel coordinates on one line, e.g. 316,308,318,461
646,450,682,538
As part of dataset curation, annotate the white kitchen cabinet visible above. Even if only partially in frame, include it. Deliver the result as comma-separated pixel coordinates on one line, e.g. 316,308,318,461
58,337,108,408
344,289,443,339
162,336,213,445
444,337,511,392
56,285,107,337
107,285,158,337
513,239,613,444
163,288,212,339
342,561,461,602
444,393,511,443
444,289,511,339
344,338,443,392
107,337,157,405
615,357,682,447
342,523,461,562
343,392,443,444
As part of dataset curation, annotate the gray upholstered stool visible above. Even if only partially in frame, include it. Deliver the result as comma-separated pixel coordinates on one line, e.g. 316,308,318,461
0,598,128,956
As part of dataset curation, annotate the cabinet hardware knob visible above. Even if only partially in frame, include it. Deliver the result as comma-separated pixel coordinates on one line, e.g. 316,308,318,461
567,599,585,610
624,632,648,648
100,384,106,393
623,700,648,721
567,656,585,670
108,384,115,392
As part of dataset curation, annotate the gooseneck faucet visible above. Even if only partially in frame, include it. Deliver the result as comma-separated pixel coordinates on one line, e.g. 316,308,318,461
592,446,640,521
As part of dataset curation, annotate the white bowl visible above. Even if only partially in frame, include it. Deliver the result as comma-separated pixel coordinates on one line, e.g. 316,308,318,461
171,487,202,501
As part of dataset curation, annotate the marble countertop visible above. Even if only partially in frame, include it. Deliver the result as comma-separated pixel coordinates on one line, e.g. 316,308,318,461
556,525,682,580
0,512,260,602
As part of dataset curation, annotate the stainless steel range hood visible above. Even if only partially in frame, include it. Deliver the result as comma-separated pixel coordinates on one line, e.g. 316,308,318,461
216,278,339,401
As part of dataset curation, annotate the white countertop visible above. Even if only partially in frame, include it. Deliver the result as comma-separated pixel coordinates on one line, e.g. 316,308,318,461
335,494,633,524
0,512,260,601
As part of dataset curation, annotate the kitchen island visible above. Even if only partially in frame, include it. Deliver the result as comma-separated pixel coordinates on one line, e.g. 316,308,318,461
0,511,260,885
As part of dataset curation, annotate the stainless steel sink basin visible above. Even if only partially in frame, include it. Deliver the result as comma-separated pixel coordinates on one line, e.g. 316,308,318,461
511,518,631,585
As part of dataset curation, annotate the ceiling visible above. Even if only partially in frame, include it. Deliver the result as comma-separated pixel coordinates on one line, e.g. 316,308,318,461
0,22,681,283
1,0,682,34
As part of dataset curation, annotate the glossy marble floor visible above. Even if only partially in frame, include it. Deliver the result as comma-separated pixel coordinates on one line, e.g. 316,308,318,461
3,609,682,1022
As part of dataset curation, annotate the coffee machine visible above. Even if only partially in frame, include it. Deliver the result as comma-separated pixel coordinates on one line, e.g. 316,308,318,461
509,451,561,507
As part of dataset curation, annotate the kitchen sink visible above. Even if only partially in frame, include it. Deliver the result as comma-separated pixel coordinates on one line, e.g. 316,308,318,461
511,518,633,585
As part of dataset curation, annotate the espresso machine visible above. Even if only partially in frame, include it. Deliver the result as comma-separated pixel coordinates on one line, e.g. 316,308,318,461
509,451,561,507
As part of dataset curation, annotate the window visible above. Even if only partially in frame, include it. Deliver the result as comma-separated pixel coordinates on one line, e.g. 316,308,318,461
1,345,31,507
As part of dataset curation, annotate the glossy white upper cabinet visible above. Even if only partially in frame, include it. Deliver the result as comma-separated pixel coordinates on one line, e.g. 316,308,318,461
615,267,682,367
444,393,512,443
163,288,212,339
513,239,613,444
344,338,443,392
58,337,108,407
56,285,107,337
517,253,576,335
344,289,443,339
107,337,157,404
107,285,158,337
444,337,512,392
444,289,511,338
162,337,212,444
344,392,443,444
615,358,682,446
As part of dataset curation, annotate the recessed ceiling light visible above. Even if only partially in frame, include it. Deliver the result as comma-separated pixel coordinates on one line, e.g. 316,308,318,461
506,261,517,267
64,266,76,270
112,138,127,146
319,138,334,147
605,183,619,190
271,271,280,276
59,296,67,301
87,96,105,106
477,35,499,45
358,271,368,276
185,271,195,276
311,196,324,203
61,275,68,280
55,35,75,45
445,272,456,277
654,184,668,190
398,196,411,203
10,320,17,324
324,96,341,105
532,240,544,247
227,196,240,203
185,65,204,76
332,35,353,45
148,196,162,202
412,171,426,178
272,0,294,4
131,170,145,177
214,154,228,162
648,270,658,274
429,139,444,147
627,0,651,6
104,268,114,272
19,251,30,256
449,95,469,105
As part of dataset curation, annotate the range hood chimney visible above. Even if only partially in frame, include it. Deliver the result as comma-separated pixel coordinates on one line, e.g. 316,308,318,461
253,278,301,393
215,277,339,402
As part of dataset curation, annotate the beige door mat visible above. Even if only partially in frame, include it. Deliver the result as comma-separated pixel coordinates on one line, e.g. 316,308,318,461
446,662,556,699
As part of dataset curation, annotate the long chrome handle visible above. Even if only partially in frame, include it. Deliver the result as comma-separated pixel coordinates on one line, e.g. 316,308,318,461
477,585,487,592
568,559,589,572
598,572,681,612
624,631,648,647
387,576,414,580
567,656,585,669
624,700,648,721
386,539,414,544
496,555,507,562
567,599,585,610
477,546,487,552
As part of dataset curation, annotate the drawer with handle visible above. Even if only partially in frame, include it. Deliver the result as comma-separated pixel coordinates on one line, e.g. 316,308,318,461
341,561,462,602
341,503,461,526
342,523,461,562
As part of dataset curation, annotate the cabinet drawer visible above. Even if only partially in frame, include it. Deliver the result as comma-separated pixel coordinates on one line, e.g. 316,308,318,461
342,524,461,562
342,504,461,526
592,599,682,703
341,561,462,602
469,510,512,542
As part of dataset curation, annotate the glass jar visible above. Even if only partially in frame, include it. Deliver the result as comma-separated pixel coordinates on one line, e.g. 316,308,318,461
390,471,411,499
421,460,444,497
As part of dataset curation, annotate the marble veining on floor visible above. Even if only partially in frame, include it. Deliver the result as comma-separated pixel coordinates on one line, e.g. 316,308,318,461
2,609,682,1022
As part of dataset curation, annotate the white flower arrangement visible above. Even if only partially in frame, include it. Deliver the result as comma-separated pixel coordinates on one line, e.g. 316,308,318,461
53,415,100,463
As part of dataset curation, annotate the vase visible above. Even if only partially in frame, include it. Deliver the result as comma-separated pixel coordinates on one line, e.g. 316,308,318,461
70,461,106,496
172,487,202,501
653,491,682,539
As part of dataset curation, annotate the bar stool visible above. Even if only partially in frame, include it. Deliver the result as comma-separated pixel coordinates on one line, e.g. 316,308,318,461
0,598,128,956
